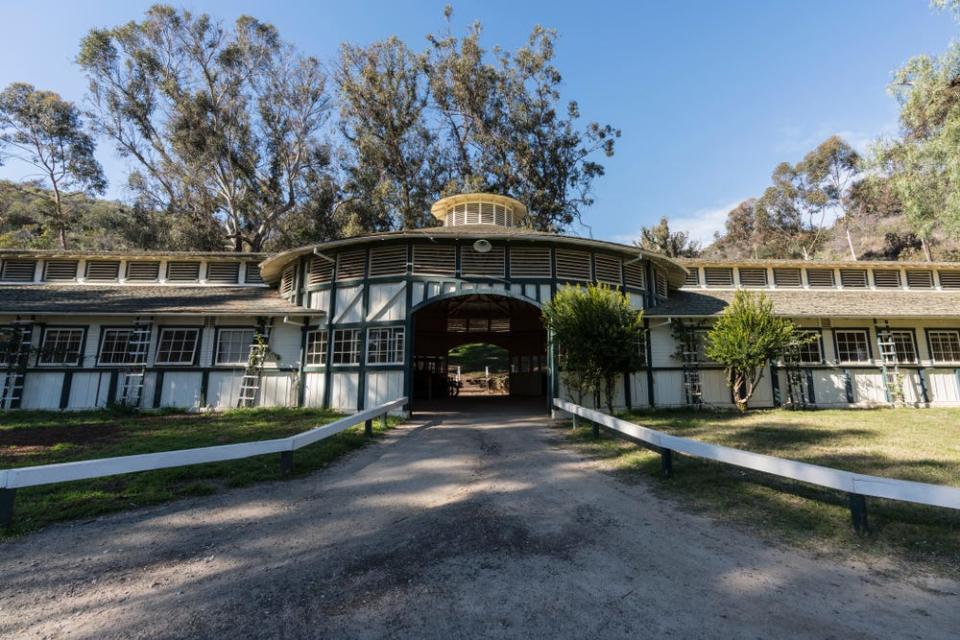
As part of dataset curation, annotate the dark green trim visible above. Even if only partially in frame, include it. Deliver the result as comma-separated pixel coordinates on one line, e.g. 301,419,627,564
296,321,309,407
152,371,164,408
770,363,781,407
918,368,930,403
107,370,119,404
322,257,340,409
199,370,209,406
843,368,854,403
356,248,371,410
59,371,73,409
806,369,816,404
644,319,655,407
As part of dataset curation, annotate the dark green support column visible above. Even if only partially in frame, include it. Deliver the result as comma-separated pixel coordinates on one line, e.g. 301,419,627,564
660,448,673,477
0,488,15,528
364,418,373,436
591,422,600,439
849,493,868,535
280,451,294,477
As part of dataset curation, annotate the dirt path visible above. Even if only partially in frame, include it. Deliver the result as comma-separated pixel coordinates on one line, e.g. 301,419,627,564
1,398,957,639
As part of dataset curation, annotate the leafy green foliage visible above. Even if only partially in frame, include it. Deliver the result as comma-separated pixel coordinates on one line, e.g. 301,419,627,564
636,216,701,257
447,343,508,373
705,291,810,411
542,284,644,412
0,83,106,249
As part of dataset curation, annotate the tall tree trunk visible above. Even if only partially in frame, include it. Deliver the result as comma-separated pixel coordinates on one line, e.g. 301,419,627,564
921,235,933,262
845,226,857,261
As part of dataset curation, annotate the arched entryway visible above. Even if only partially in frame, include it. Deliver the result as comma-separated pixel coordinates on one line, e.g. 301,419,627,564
409,292,549,409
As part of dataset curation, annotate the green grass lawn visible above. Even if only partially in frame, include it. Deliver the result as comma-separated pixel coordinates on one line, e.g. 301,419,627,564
1,407,400,536
564,407,960,578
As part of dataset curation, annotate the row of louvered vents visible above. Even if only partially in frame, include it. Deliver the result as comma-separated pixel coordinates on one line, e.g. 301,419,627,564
688,266,960,289
0,259,262,284
292,246,648,289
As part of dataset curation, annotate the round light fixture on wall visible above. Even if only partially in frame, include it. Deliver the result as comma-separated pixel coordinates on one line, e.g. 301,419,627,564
472,239,492,253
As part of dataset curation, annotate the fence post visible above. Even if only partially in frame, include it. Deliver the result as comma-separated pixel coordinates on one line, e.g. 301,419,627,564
660,448,673,477
592,421,600,439
279,451,294,477
848,493,868,534
364,419,373,437
380,412,388,431
572,414,579,430
1,488,16,528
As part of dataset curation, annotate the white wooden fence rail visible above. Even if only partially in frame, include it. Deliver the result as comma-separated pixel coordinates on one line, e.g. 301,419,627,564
553,399,960,531
0,397,407,526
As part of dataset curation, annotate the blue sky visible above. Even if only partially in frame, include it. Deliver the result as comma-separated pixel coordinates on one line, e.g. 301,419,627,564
0,1,956,245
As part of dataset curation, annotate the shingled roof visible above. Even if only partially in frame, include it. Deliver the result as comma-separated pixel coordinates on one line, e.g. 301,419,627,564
0,285,317,316
646,289,960,318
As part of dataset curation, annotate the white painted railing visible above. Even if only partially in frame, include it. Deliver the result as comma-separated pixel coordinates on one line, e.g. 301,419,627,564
0,398,407,526
553,398,960,532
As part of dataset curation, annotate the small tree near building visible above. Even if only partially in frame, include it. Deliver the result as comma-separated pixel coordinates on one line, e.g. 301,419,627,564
705,291,809,412
542,284,645,413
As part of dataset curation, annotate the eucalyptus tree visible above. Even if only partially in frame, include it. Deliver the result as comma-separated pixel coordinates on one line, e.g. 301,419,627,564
0,83,106,249
636,216,701,257
77,4,333,251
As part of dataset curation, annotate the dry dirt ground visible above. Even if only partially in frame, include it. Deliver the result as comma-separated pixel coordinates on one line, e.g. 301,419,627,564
1,397,958,639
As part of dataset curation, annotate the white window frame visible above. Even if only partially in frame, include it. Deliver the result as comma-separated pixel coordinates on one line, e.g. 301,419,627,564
39,328,85,366
306,329,328,365
331,329,361,365
155,328,201,365
887,330,918,364
834,329,871,364
793,330,823,364
98,328,148,366
366,327,405,365
928,330,960,363
216,328,256,365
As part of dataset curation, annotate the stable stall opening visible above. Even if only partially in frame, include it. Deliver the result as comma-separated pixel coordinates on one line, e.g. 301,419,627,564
411,293,547,405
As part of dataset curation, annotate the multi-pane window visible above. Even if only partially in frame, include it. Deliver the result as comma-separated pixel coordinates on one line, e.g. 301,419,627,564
99,329,148,365
332,329,361,365
791,330,822,364
306,329,328,365
367,327,405,365
928,330,960,363
834,330,871,363
39,328,84,365
155,328,200,365
216,329,255,365
883,330,918,364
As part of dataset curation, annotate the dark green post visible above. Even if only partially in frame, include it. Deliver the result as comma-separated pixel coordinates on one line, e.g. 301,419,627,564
0,488,16,528
280,451,293,477
364,419,373,437
660,449,673,477
591,422,600,439
849,493,868,534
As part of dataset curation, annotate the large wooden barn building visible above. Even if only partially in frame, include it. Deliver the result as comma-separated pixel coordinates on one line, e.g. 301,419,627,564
2,192,960,412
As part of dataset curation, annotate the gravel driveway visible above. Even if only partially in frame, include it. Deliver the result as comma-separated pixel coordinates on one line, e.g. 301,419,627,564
2,398,957,639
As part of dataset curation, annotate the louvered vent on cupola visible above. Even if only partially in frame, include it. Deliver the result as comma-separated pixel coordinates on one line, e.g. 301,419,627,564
44,260,78,281
738,268,768,288
336,249,367,280
906,270,934,289
244,262,264,284
773,268,802,287
307,256,333,286
555,250,591,281
683,268,699,287
126,261,160,281
703,267,734,287
279,265,296,296
368,246,407,277
461,244,505,278
872,269,901,288
624,261,646,289
938,270,960,289
509,247,551,278
593,255,622,285
85,260,121,281
806,269,835,288
412,244,456,276
206,262,240,284
166,261,201,282
655,272,668,298
0,259,36,282
839,269,868,288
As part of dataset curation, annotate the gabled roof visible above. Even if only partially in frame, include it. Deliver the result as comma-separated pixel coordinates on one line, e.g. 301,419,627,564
0,285,317,317
646,289,960,319
259,225,689,287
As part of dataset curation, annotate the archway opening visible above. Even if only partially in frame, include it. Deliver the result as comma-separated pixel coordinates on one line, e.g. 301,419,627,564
411,293,548,406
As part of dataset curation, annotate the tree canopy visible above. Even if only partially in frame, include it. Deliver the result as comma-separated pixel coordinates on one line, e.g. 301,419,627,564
636,216,701,258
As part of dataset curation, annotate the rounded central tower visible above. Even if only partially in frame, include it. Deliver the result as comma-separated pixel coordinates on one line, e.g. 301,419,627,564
430,193,528,228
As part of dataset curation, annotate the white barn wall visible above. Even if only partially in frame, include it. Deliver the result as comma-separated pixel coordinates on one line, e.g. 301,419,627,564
21,372,63,410
365,371,404,407
302,372,326,408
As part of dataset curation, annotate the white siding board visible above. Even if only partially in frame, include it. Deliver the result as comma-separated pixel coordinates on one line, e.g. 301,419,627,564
21,372,63,409
365,371,404,407
330,372,359,411
160,372,203,408
303,372,326,407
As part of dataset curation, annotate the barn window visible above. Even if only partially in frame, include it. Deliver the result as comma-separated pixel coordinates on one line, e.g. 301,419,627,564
336,249,367,280
703,267,734,287
412,244,456,276
937,270,960,289
215,329,255,365
367,327,405,364
306,330,328,365
509,247,551,278
461,244,505,278
279,265,296,296
555,249,591,281
929,330,960,362
737,268,768,288
872,270,901,288
99,328,149,365
244,262,264,284
38,328,84,366
906,270,934,289
806,269,835,288
155,328,200,365
369,245,407,277
332,329,361,365
307,256,333,286
85,260,121,281
43,260,78,281
834,330,871,363
839,269,868,288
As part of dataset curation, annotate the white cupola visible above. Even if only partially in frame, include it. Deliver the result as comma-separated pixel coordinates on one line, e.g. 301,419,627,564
430,193,528,228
